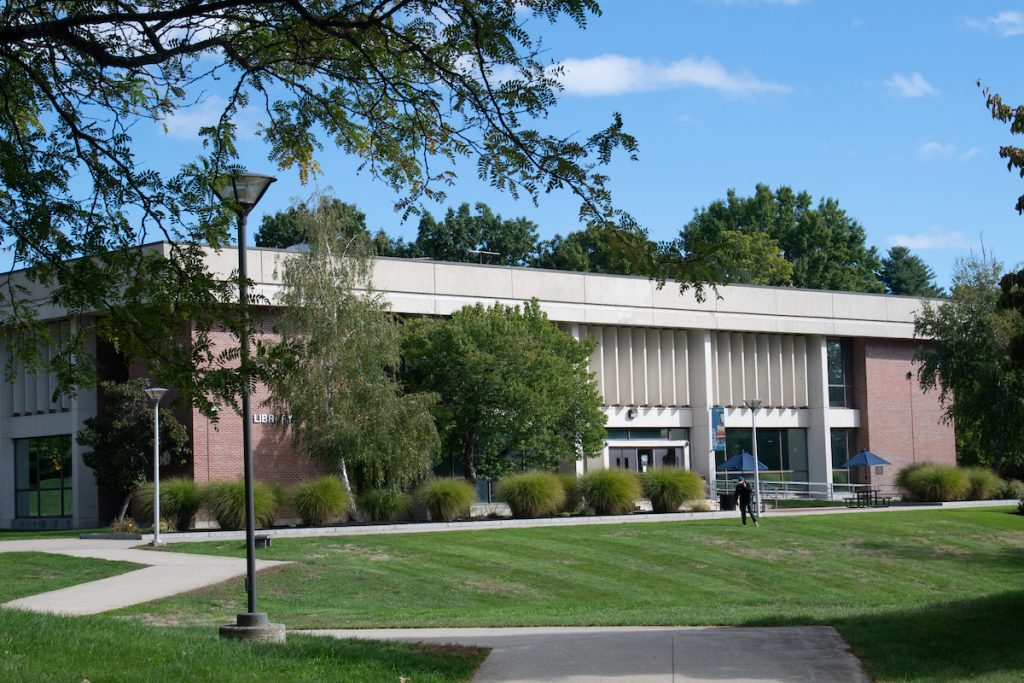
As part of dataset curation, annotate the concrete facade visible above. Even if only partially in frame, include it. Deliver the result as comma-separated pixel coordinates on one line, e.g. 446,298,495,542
0,244,956,528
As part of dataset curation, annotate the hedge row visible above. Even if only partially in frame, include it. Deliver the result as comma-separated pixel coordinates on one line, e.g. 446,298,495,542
896,464,1021,503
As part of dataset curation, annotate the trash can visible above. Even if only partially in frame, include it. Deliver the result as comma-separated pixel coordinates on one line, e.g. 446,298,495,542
718,493,735,511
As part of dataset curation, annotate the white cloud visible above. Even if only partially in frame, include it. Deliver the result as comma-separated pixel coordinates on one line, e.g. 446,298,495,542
963,11,1024,37
553,54,791,96
159,95,259,141
885,72,936,98
916,141,956,158
959,146,981,161
887,227,972,251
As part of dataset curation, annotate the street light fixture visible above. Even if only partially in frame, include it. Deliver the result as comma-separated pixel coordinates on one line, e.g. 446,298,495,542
743,397,763,522
211,171,282,641
144,387,168,546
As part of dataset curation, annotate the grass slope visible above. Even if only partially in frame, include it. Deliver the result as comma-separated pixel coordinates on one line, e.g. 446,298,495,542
0,609,485,683
120,508,1024,682
0,552,140,602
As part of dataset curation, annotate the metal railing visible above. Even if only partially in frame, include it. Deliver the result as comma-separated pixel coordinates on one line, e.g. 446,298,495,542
713,478,901,502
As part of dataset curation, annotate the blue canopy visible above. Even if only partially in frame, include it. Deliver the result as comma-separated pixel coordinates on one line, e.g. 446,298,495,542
717,450,769,472
842,449,891,468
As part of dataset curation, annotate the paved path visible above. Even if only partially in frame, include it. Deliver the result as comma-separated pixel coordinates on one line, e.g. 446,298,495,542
302,626,871,683
0,538,287,615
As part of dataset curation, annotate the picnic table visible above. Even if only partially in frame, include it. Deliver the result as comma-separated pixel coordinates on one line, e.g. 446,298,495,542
845,487,892,508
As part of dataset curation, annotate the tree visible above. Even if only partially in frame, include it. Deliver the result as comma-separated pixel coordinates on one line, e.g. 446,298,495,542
411,202,539,266
878,246,944,297
981,82,1024,364
914,253,1024,478
402,299,606,482
532,223,660,275
265,199,439,494
0,1,637,411
678,185,883,292
77,378,190,521
255,197,367,249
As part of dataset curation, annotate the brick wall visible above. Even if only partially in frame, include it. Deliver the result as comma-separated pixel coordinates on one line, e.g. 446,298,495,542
189,322,329,488
858,338,955,490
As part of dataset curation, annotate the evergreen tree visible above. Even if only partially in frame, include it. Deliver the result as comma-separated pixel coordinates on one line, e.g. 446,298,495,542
879,246,944,297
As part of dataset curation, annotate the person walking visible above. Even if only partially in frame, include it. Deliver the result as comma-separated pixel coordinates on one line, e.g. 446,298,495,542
735,476,758,526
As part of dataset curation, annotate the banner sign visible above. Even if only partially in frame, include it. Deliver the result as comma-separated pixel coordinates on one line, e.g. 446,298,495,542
711,405,726,452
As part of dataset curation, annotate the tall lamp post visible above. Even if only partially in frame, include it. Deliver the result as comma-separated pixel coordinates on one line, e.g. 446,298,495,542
744,397,763,521
211,172,282,641
144,387,168,545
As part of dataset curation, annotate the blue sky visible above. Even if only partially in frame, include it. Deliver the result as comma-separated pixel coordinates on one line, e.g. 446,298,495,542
145,0,1024,288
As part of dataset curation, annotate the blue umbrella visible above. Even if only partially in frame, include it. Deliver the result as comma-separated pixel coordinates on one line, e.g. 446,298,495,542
717,450,769,472
841,449,891,468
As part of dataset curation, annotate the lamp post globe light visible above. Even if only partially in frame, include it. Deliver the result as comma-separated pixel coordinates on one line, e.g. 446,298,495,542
743,398,763,522
144,387,168,545
211,172,285,642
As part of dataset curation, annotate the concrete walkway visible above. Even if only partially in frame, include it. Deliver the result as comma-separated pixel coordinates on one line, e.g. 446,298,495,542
0,537,287,615
302,625,871,682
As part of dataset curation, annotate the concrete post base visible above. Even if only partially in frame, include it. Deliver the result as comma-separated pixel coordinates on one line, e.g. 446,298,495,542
219,612,286,643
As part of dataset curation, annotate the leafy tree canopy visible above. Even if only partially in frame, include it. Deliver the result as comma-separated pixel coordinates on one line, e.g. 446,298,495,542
266,198,438,494
531,223,660,275
678,184,883,292
914,253,1024,478
255,197,368,249
981,82,1024,364
396,202,540,266
402,299,606,482
0,0,637,411
77,378,190,520
879,246,944,298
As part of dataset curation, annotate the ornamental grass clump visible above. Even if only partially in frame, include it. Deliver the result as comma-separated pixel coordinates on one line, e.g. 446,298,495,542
359,489,414,522
899,464,970,502
641,468,703,513
290,476,349,526
202,480,279,530
559,474,584,514
965,467,1002,500
579,469,641,515
496,472,566,518
1000,478,1024,500
415,478,476,522
131,478,202,531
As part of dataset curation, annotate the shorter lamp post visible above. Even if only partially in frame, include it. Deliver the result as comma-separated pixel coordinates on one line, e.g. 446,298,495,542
144,387,168,545
744,397,763,520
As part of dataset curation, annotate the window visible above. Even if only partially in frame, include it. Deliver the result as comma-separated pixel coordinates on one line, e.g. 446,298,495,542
606,428,690,441
721,428,808,482
15,435,73,518
827,338,854,408
831,428,855,485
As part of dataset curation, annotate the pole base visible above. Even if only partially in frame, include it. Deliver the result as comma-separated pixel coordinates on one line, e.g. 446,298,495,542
219,612,286,643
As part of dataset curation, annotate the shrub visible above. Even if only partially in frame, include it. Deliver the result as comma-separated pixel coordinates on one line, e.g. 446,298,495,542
415,478,476,522
559,474,584,514
899,464,969,502
641,468,704,513
965,467,1002,500
895,462,926,495
290,476,349,526
359,489,414,522
110,517,139,534
131,478,202,531
579,469,641,515
202,480,279,530
496,472,566,518
1000,478,1024,500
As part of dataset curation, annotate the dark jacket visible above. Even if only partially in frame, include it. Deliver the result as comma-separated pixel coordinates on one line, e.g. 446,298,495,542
734,481,752,504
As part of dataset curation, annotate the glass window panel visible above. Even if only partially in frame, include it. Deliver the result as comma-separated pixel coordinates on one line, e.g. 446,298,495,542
63,489,73,517
757,431,782,470
15,440,30,488
726,428,752,457
39,490,63,516
628,429,662,440
832,470,849,485
606,428,630,440
827,339,844,384
667,428,689,441
828,386,846,408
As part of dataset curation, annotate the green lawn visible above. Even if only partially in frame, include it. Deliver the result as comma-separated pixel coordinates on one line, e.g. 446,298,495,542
118,507,1024,682
0,552,141,602
0,609,485,683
